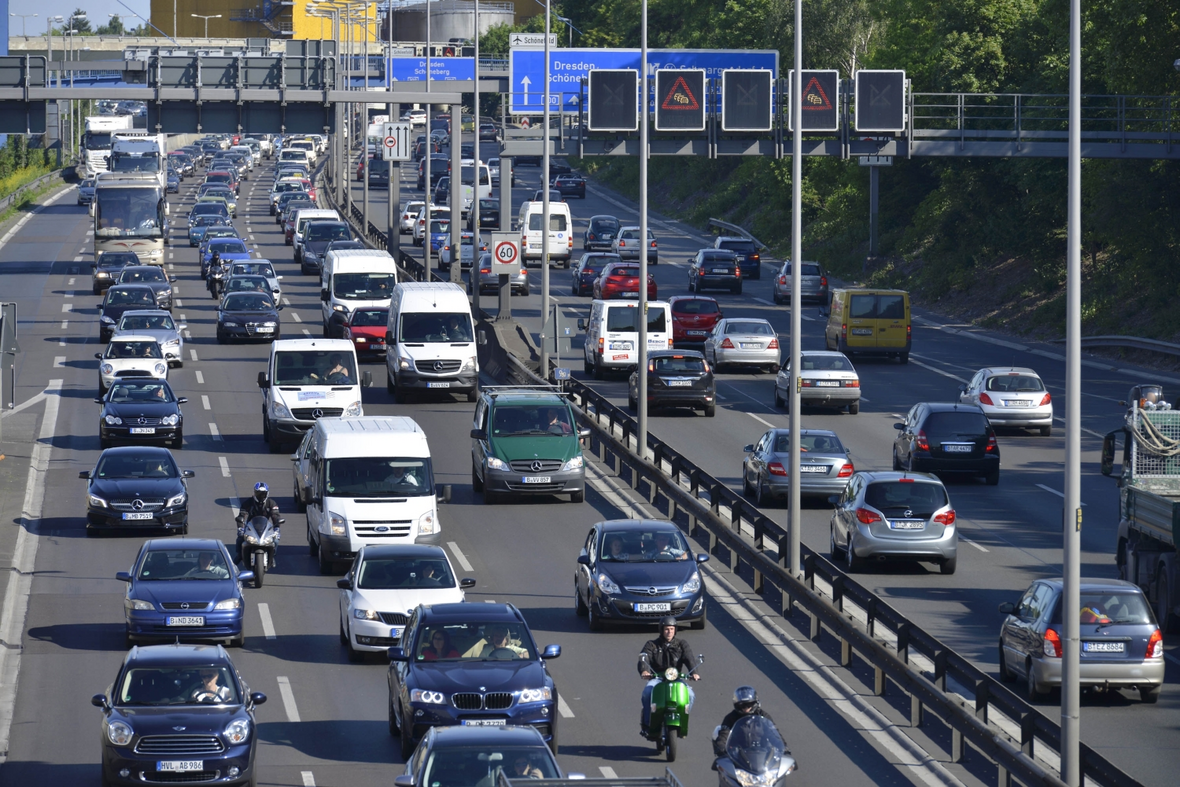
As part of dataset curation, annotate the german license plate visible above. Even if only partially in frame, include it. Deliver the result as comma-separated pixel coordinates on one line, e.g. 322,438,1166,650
889,520,925,530
851,328,873,336
799,465,828,473
635,602,671,612
667,380,692,387
372,343,387,350
130,427,156,434
256,326,274,333
122,512,154,520
427,382,450,388
711,268,729,274
815,381,839,387
462,719,506,726
1005,400,1031,407
392,627,404,640
521,476,551,484
740,343,760,349
158,761,203,772
686,330,707,336
166,616,205,626
943,444,972,453
1083,641,1125,653
622,292,638,298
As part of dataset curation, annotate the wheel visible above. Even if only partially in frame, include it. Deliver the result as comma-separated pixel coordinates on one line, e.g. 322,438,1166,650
345,622,364,663
386,369,396,394
570,488,585,503
521,285,530,297
574,583,588,616
466,389,478,403
394,378,411,404
830,526,844,560
755,478,769,508
399,712,416,760
848,401,860,415
1041,425,1052,436
228,633,245,648
998,642,1015,682
984,468,1000,486
845,535,864,572
892,451,902,471
688,278,696,293
690,605,707,630
471,463,484,492
294,482,307,513
587,597,603,631
769,363,780,374
1026,661,1048,702
339,615,348,644
772,291,782,304
1157,572,1178,634
742,466,753,496
318,543,336,575
939,555,957,575
773,385,784,408
262,414,271,444
100,436,111,450
593,358,604,380
628,393,637,411
704,404,715,417
253,556,265,588
388,695,400,736
1141,686,1162,704
665,726,677,762
307,520,318,555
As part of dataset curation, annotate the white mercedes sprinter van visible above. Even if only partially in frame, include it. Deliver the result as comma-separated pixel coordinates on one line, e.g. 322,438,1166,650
258,338,371,451
320,248,398,334
385,282,478,403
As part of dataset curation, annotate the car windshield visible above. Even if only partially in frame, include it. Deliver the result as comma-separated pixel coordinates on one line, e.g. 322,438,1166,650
106,341,162,359
279,193,310,206
204,230,238,242
413,622,538,661
307,223,351,242
771,433,845,453
333,273,396,300
924,411,989,438
491,404,573,437
351,309,388,327
673,299,719,315
591,218,618,232
609,266,640,277
1051,591,1154,625
106,288,156,307
99,252,139,267
986,374,1045,393
479,199,498,211
120,268,166,283
599,528,691,562
420,747,559,785
430,220,451,234
653,356,706,374
109,381,176,403
400,312,473,343
190,204,227,218
227,277,268,292
606,306,667,333
209,240,248,255
119,315,176,331
137,548,231,581
272,350,359,386
325,457,433,498
801,355,851,372
117,667,239,707
849,293,905,320
222,293,273,312
231,263,275,278
357,556,454,589
726,321,774,336
701,254,735,264
94,452,178,479
865,481,948,516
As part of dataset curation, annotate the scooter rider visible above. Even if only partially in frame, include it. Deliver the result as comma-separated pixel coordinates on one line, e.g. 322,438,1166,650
713,686,777,758
637,616,699,738
235,482,281,566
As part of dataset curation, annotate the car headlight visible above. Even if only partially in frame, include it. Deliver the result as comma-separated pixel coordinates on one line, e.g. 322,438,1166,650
95,271,111,278
105,719,134,746
410,689,446,704
214,598,242,610
332,303,349,314
486,456,509,471
89,493,108,509
398,357,414,371
100,364,114,375
154,363,167,375
327,511,347,536
100,315,115,324
223,718,250,745
162,414,180,426
519,687,552,703
353,608,379,621
262,321,277,328
597,572,621,595
223,321,240,328
166,492,187,508
679,572,702,594
124,598,154,611
460,355,478,372
271,402,291,419
104,415,123,426
561,455,584,472
417,510,437,535
162,339,180,348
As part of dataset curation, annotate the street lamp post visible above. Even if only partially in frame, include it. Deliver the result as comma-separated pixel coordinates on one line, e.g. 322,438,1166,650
9,13,38,37
191,14,222,39
109,13,138,38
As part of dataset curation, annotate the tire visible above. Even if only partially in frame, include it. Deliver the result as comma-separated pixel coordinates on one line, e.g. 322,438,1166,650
593,358,604,380
1041,425,1052,436
294,482,307,513
388,695,400,737
583,356,592,375
742,466,753,496
984,468,1000,486
521,285,530,297
1026,662,1048,703
253,556,265,588
755,478,769,508
228,633,245,648
307,520,318,555
628,394,637,412
100,436,111,450
892,451,902,471
318,543,336,575
688,278,696,293
467,389,478,403
848,401,860,415
704,404,715,417
665,727,677,762
830,527,844,560
998,642,1015,682
773,385,783,408
940,555,957,575
471,464,484,492
570,488,585,503
386,369,396,394
587,597,603,631
690,605,707,630
399,714,416,760
1141,686,1162,704
845,535,864,572
574,583,588,617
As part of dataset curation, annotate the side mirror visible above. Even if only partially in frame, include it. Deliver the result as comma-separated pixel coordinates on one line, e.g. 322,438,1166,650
336,578,353,590
277,518,286,525
320,289,329,302
249,692,268,705
257,371,270,388
116,571,132,582
95,353,103,360
385,331,395,344
742,445,754,453
79,471,91,479
182,470,196,478
91,694,109,709
578,428,591,440
362,371,372,388
177,397,189,404
577,318,587,331
957,384,967,393
1101,432,1119,477
576,554,590,566
277,275,284,280
170,276,177,282
394,777,415,787
997,602,1016,615
470,428,486,440
460,577,477,589
696,553,710,564
437,484,452,504
387,646,409,662
541,644,561,660
238,571,255,583
893,423,904,431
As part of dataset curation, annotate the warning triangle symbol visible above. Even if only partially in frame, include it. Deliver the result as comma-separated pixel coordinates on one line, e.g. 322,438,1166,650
801,76,833,111
661,75,701,111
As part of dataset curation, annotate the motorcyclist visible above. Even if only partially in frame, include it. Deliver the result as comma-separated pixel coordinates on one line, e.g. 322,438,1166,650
234,482,281,566
207,251,224,298
637,616,699,739
713,686,777,759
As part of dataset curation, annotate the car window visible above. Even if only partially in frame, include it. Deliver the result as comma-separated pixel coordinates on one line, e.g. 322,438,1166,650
653,356,706,374
421,746,559,786
864,481,948,515
672,299,719,315
324,457,433,498
118,667,238,706
772,433,845,453
106,340,162,359
94,452,179,479
598,528,689,562
357,556,454,589
877,294,906,319
800,355,850,372
491,404,570,437
528,214,569,232
725,321,774,336
137,548,230,581
985,374,1045,393
351,309,388,327
400,312,472,343
413,622,538,661
120,269,165,283
109,382,175,403
222,293,274,311
210,240,248,254
923,411,989,438
848,294,877,319
606,307,639,333
1051,590,1153,625
719,240,757,253
119,315,176,331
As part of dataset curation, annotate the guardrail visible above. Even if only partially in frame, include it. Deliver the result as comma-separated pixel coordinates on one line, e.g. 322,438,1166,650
0,167,70,216
1050,335,1180,359
705,217,770,251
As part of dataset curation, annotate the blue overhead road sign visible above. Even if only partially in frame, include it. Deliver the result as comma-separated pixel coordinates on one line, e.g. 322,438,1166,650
509,48,778,114
388,57,475,83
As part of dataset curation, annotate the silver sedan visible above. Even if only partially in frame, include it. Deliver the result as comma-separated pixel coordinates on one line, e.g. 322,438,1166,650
742,428,854,506
112,310,186,367
774,351,861,413
703,318,780,372
473,252,530,296
958,366,1053,435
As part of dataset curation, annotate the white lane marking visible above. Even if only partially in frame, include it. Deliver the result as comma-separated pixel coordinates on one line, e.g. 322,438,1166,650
72,255,83,262
1035,483,1087,505
68,277,75,285
448,542,474,572
1051,415,1106,440
598,767,618,779
0,388,49,420
746,412,775,428
484,599,496,603
557,694,575,718
283,297,291,306
190,349,199,362
302,328,311,336
209,423,222,441
60,303,71,313
201,395,211,410
219,457,231,477
53,356,65,368
63,291,72,299
0,380,62,767
276,676,302,723
175,298,184,308
301,773,317,787
258,603,277,640
909,357,970,385
195,371,205,384
960,538,989,553
184,331,192,340
168,252,174,260
292,313,303,323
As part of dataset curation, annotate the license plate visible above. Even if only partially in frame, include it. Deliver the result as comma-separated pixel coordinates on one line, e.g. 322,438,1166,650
1083,641,1125,653
667,380,692,387
166,616,205,626
1005,400,1031,407
815,381,839,387
521,476,551,484
158,761,203,772
851,328,873,336
711,268,729,274
622,292,638,298
686,330,707,336
256,326,274,333
122,512,154,520
462,719,506,727
943,444,973,453
635,602,671,612
427,382,451,388
130,427,157,434
371,343,387,350
392,627,404,639
799,465,828,474
889,520,925,530
739,343,761,349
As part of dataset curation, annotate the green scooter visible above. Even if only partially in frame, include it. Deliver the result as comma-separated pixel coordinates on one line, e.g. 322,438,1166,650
641,654,702,762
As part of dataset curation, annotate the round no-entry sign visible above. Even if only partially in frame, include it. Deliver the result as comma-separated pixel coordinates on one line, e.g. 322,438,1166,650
494,240,518,265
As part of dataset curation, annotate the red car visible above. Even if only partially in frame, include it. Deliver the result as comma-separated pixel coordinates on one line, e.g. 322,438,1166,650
299,178,317,201
593,262,657,300
342,307,390,358
669,295,723,345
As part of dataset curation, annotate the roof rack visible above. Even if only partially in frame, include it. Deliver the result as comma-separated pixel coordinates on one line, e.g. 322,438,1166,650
481,384,567,398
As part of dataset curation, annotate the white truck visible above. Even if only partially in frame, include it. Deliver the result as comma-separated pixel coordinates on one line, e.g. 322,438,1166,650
81,115,135,178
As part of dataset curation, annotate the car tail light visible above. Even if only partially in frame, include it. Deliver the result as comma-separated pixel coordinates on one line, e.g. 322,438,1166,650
986,434,997,453
735,266,742,277
479,268,491,275
720,338,735,349
778,275,787,285
767,462,787,476
801,379,814,387
699,268,706,276
618,240,627,247
933,509,956,525
906,324,912,340
1147,628,1164,659
844,379,860,388
1043,629,1063,658
841,323,847,339
820,276,828,287
598,338,604,353
979,393,994,406
915,430,930,452
650,240,657,248
837,463,854,478
589,233,596,240
751,253,760,261
1040,393,1052,406
768,338,779,349
855,508,881,525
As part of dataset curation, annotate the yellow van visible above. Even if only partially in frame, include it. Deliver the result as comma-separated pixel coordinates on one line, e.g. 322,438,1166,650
824,288,911,363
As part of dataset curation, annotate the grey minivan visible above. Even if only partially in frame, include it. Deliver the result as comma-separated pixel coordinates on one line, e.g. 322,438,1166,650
772,261,829,304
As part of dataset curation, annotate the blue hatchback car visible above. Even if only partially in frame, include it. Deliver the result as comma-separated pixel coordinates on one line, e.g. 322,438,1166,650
117,539,254,648
387,603,561,759
429,219,452,254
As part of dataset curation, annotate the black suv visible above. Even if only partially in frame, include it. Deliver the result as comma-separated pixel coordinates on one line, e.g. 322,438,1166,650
387,603,561,758
892,403,1000,484
92,644,266,787
714,236,762,279
92,251,140,295
628,350,716,416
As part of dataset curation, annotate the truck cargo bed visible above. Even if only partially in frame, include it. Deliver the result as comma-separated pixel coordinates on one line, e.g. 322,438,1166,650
1124,485,1180,547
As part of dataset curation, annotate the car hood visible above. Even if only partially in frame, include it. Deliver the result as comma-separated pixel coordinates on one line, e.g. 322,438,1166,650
597,560,698,588
491,434,577,463
205,252,251,263
90,477,184,498
133,577,239,606
106,401,182,419
410,659,548,694
353,587,464,616
113,705,249,736
115,329,179,346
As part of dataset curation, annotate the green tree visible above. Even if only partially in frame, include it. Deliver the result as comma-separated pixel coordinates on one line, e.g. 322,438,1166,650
58,8,93,35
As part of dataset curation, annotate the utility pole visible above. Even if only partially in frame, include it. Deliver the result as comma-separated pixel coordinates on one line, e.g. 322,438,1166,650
636,0,649,451
787,0,803,577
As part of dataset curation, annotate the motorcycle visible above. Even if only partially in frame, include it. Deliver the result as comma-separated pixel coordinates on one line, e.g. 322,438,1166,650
640,653,701,762
239,516,283,588
208,263,228,299
715,715,796,787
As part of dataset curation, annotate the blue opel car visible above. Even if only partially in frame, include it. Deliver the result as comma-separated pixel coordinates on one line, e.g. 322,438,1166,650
92,643,266,786
117,538,253,648
387,603,561,759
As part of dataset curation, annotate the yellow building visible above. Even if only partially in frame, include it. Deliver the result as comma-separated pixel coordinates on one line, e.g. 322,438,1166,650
150,0,383,41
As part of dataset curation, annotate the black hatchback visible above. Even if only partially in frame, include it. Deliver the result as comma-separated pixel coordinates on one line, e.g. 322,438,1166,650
892,403,1000,484
99,284,159,342
81,446,194,535
551,174,586,198
92,251,140,295
628,350,716,417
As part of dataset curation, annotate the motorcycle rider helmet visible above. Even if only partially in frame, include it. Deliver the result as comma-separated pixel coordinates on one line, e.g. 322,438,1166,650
658,616,678,632
733,685,758,712
253,482,269,503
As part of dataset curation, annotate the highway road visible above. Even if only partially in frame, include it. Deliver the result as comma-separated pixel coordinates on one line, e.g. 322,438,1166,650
0,149,992,787
352,132,1180,786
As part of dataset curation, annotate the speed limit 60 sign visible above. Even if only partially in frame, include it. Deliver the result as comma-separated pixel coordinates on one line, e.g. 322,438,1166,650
382,122,411,161
490,233,520,273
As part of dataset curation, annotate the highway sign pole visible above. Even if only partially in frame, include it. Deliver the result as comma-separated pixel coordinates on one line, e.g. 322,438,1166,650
788,0,802,578
424,4,433,276
499,98,512,320
637,0,649,455
450,102,462,284
472,0,480,316
540,4,552,377
1063,0,1082,781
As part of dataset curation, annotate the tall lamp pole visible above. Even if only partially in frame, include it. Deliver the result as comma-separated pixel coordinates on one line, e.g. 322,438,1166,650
787,0,804,576
191,14,222,39
539,0,552,375
10,13,38,37
636,0,649,450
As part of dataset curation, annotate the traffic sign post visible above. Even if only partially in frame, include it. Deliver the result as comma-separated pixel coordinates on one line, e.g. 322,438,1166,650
588,70,639,132
787,69,839,132
855,70,907,132
654,69,705,131
721,69,773,131
0,302,18,444
382,122,411,162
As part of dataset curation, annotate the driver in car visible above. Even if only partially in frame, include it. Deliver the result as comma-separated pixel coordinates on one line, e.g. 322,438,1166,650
185,552,229,580
645,532,688,561
190,669,233,704
479,625,528,658
313,353,351,384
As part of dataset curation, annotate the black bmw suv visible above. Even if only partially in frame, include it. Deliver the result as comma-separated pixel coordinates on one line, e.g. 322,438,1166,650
81,446,194,535
892,402,1000,484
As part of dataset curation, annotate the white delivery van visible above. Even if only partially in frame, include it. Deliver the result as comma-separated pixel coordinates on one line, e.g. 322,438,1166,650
516,200,574,267
320,248,398,332
385,282,478,403
457,160,492,215
291,208,340,254
579,299,673,377
257,338,372,451
303,416,449,573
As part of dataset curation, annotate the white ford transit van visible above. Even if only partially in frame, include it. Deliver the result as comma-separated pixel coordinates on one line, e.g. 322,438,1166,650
579,299,673,377
516,200,574,266
257,338,372,451
385,282,478,402
320,248,398,332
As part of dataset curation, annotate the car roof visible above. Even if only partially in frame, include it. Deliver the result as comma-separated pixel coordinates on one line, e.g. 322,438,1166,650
123,643,231,668
1038,578,1145,593
648,349,705,359
489,392,567,407
715,236,755,243
420,602,524,623
108,334,162,343
144,537,226,552
426,725,549,748
668,295,717,302
98,445,175,458
119,309,173,318
107,284,156,292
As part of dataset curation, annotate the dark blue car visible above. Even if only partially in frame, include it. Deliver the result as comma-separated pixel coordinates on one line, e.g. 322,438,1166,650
387,603,561,759
118,538,253,647
429,219,452,254
202,238,251,277
572,252,620,297
92,643,266,786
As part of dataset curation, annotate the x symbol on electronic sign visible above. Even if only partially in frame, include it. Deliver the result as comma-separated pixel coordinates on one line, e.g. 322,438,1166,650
870,83,893,106
735,82,760,107
603,82,627,107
